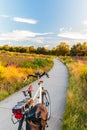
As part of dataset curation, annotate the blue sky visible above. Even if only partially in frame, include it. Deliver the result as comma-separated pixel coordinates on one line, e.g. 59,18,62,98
0,0,87,48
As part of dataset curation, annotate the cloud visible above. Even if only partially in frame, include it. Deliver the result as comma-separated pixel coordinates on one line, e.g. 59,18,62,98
59,27,72,32
59,27,65,32
44,44,49,48
0,30,36,41
82,20,87,25
0,14,10,18
0,14,38,24
13,17,38,24
58,28,87,40
36,32,54,36
30,37,44,44
0,30,53,42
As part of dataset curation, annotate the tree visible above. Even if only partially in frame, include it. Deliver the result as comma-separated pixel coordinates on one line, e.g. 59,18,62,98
71,42,87,56
81,42,87,55
29,46,35,53
2,44,10,51
25,47,29,53
55,42,70,56
36,47,49,55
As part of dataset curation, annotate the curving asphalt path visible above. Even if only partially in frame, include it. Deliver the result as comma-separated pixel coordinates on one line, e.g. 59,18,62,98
0,59,68,130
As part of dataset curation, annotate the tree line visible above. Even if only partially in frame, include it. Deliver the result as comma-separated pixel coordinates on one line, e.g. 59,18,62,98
0,42,87,56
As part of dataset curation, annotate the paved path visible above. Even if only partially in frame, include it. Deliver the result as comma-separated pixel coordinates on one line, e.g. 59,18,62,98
0,59,68,130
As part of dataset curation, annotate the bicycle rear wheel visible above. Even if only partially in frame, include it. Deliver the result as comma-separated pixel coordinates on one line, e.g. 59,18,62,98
42,90,51,120
18,118,26,130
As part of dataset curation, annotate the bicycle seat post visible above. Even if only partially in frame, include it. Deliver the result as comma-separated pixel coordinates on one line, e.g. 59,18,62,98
38,80,43,104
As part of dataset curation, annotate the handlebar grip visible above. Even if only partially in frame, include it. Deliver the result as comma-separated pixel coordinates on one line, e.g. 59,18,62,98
46,73,49,78
44,72,49,78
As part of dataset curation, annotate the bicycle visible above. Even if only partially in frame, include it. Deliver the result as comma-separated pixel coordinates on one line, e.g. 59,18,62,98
11,71,51,130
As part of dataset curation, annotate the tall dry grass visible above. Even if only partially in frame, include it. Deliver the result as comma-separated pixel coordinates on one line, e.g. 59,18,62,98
60,56,87,130
0,51,53,100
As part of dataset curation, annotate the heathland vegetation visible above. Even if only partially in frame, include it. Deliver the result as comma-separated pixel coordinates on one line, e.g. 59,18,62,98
60,56,87,130
0,42,87,56
0,42,87,129
0,51,53,100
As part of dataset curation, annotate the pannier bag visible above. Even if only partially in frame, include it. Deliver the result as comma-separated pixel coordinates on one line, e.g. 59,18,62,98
26,103,48,130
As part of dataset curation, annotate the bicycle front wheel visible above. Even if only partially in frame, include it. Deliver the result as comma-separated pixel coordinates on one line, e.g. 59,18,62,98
42,90,51,120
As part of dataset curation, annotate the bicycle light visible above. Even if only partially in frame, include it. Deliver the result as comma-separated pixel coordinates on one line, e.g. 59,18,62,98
12,107,23,119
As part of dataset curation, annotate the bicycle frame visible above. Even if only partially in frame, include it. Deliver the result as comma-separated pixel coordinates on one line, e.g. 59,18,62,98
11,79,44,123
33,80,43,104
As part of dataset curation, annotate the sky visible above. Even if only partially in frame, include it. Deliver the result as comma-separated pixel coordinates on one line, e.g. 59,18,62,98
0,0,87,48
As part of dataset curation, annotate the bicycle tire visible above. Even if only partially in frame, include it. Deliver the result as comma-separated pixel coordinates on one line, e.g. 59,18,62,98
18,118,26,130
42,90,51,120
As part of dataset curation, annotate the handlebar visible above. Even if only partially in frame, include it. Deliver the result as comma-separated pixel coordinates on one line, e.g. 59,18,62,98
24,71,49,82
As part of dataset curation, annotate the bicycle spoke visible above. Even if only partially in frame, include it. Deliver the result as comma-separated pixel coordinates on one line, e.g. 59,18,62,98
42,90,51,120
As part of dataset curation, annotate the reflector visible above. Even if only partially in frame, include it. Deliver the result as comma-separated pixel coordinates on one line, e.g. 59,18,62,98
12,108,23,119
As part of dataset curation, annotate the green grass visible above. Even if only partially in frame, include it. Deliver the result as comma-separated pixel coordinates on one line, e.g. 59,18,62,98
60,56,87,130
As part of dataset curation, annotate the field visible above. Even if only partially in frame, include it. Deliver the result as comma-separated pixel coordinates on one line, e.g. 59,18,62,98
60,56,87,130
0,51,53,101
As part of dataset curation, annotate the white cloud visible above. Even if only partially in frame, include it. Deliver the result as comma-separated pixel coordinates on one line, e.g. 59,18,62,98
44,44,49,48
59,27,72,32
0,30,53,42
30,37,44,44
0,14,38,24
0,14,10,18
58,28,87,40
59,27,65,32
13,17,38,24
0,30,36,41
82,20,87,25
37,32,54,36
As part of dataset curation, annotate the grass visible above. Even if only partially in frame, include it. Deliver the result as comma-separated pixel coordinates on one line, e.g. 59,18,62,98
59,56,87,130
0,51,53,101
